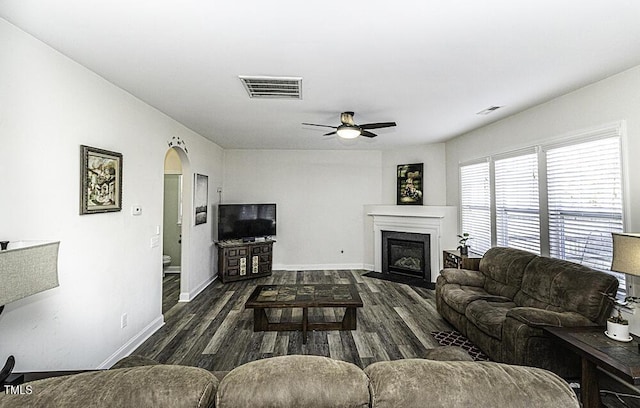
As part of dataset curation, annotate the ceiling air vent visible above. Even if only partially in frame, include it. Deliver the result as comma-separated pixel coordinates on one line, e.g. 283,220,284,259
239,75,302,99
476,105,503,115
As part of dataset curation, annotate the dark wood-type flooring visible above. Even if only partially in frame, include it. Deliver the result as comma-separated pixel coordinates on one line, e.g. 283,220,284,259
162,273,180,314
138,270,451,371
144,270,640,407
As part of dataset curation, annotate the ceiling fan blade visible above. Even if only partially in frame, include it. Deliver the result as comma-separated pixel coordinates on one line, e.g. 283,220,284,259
360,130,378,138
302,123,337,129
360,122,397,130
323,131,337,136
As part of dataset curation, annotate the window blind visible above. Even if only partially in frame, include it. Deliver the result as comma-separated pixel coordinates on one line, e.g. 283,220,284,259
460,161,491,255
495,153,540,254
546,136,624,295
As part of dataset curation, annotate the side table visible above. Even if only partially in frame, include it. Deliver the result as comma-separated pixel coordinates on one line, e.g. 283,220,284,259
443,250,481,270
544,326,640,408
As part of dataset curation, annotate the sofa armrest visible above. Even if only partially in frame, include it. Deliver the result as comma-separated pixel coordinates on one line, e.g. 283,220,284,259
439,268,485,287
506,307,596,328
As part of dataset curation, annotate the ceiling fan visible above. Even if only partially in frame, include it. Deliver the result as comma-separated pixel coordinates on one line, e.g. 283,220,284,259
302,111,396,139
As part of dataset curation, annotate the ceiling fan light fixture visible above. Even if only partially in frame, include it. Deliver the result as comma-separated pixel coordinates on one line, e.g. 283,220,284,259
336,125,361,139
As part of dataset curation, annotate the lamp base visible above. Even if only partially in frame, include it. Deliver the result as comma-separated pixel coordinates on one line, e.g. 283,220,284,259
0,356,15,385
2,373,24,387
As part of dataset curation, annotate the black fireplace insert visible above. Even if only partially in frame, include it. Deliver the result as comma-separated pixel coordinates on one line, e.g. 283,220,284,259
381,231,431,281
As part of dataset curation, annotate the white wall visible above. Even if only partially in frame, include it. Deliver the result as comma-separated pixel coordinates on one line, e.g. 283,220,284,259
0,18,223,371
359,144,449,266
222,150,383,269
445,65,640,331
181,138,224,301
381,143,447,206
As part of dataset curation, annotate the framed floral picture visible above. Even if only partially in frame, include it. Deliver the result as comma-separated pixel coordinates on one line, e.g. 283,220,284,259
397,163,423,205
80,145,123,214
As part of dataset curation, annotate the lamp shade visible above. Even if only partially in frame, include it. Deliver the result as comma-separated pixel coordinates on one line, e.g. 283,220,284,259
0,241,60,306
611,233,640,277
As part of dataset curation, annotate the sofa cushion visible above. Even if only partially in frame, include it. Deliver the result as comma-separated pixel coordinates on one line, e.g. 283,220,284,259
465,299,516,340
364,359,579,408
506,307,595,328
0,365,218,408
439,268,485,286
423,346,474,361
215,355,369,408
479,247,537,299
438,283,492,314
515,255,618,323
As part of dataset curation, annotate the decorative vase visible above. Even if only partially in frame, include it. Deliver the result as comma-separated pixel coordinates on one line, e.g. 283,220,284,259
606,320,630,341
0,241,8,250
458,245,469,256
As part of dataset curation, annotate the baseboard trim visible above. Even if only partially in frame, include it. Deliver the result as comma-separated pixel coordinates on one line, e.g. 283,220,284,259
97,315,165,369
179,274,218,302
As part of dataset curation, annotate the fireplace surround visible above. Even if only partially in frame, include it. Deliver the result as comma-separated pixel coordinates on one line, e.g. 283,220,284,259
368,206,458,284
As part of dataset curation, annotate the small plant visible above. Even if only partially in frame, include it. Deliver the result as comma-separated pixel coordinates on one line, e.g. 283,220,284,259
457,233,471,255
601,292,640,324
457,233,471,246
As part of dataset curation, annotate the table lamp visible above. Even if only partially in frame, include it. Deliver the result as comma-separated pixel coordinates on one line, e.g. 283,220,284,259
611,233,640,281
0,240,60,385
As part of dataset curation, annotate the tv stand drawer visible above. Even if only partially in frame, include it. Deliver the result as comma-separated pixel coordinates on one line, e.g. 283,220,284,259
227,248,248,257
217,240,274,283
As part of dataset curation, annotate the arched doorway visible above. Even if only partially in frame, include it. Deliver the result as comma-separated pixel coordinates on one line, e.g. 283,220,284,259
162,147,191,312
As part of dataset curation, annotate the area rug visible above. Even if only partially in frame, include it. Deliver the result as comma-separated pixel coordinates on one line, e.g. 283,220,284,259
362,271,435,289
431,330,490,361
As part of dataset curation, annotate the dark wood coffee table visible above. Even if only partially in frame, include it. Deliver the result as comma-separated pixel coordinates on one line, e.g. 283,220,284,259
245,284,363,344
544,326,640,408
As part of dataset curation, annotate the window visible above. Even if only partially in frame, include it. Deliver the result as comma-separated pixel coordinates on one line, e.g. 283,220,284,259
546,136,624,295
495,152,540,254
459,123,625,294
460,161,491,255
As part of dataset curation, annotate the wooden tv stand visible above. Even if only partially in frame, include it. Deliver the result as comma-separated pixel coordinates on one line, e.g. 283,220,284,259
216,239,274,283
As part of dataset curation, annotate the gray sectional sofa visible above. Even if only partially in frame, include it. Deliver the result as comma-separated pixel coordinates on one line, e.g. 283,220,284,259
0,353,579,407
436,246,619,377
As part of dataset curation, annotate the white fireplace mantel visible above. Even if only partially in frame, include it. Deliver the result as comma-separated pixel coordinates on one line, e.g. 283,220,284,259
367,206,458,283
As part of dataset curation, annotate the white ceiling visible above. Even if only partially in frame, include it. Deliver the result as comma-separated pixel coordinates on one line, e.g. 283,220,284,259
2,1,640,150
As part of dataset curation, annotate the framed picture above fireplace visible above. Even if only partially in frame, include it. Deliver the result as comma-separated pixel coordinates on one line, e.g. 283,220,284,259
397,163,423,205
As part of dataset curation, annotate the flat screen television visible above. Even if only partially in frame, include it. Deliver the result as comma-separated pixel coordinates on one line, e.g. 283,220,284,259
217,203,276,241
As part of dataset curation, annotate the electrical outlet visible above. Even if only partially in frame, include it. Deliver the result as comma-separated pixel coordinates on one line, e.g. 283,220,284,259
121,313,128,328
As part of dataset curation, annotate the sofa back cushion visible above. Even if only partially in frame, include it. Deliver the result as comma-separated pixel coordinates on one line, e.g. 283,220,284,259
479,247,537,299
216,355,369,408
0,365,218,408
365,359,579,408
514,255,618,323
